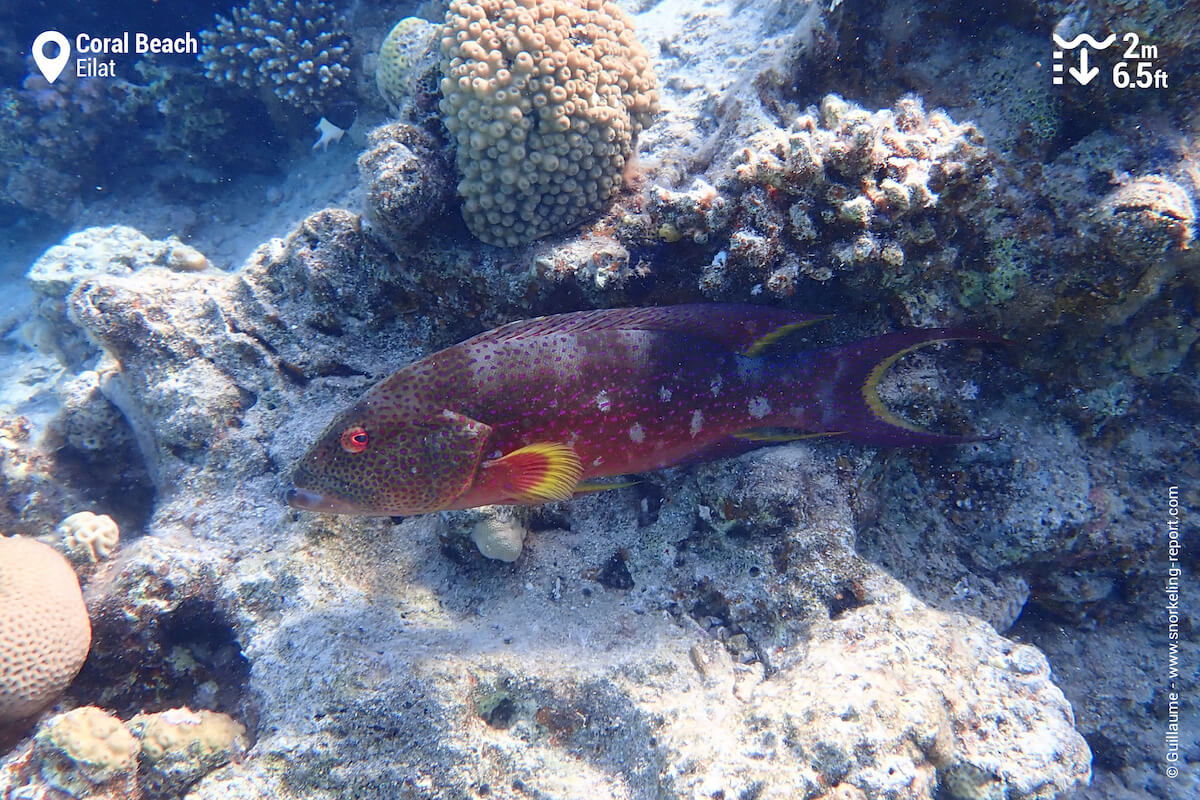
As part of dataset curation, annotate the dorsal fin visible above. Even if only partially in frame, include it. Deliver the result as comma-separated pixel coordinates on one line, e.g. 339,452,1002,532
471,305,830,354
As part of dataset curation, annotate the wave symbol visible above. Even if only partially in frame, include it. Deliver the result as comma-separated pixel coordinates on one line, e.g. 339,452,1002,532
1052,33,1116,49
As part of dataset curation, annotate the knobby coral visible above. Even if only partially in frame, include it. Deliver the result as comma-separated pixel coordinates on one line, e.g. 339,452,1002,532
722,93,994,324
439,0,659,246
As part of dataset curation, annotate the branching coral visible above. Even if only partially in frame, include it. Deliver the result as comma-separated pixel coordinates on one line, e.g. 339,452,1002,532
200,0,352,115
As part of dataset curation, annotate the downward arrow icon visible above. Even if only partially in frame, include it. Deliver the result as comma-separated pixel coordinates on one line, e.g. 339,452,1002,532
1069,47,1099,85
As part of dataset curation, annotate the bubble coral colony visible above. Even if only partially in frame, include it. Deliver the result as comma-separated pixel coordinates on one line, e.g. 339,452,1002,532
438,0,660,246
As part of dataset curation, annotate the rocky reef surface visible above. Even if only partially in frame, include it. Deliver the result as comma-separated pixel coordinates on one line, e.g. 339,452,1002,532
0,1,1197,799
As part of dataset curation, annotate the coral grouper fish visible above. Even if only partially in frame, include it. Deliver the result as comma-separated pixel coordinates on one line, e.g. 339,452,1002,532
287,305,992,516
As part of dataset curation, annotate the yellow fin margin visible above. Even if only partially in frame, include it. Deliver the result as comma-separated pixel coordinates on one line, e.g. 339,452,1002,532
862,341,951,434
493,442,583,503
573,479,639,494
742,316,834,357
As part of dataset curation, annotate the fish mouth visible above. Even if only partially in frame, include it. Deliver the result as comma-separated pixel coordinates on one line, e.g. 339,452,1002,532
285,486,361,514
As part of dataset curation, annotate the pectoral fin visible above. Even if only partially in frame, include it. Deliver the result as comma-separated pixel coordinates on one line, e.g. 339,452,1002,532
483,442,583,503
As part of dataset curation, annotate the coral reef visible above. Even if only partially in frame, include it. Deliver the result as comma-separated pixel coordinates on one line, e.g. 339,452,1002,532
57,511,120,565
1,0,1197,796
0,209,1095,798
0,54,270,223
357,122,455,249
0,72,153,219
0,537,90,725
200,0,353,117
438,0,659,245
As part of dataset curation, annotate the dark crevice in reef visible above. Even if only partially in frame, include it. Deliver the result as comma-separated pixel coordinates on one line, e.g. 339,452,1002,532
47,428,156,538
66,594,254,736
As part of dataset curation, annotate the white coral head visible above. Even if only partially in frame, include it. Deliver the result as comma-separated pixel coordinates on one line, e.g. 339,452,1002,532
57,511,120,563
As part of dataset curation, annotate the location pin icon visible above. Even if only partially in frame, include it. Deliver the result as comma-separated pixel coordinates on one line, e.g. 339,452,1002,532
32,31,71,84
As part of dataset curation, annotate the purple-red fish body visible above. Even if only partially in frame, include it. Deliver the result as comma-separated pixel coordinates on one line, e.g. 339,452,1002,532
287,305,991,516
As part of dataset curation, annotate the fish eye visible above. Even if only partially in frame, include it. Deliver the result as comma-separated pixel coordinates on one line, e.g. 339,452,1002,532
340,426,369,454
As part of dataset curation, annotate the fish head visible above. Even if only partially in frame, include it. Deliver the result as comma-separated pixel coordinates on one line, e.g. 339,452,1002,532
287,403,492,516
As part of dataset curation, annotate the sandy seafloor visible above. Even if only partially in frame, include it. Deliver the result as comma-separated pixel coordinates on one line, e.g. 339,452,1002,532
0,0,1197,799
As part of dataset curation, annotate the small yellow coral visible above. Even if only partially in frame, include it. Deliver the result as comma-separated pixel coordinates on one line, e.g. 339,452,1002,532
658,223,683,243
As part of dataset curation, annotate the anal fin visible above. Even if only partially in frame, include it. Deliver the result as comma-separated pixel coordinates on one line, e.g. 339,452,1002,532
731,428,846,442
573,478,639,495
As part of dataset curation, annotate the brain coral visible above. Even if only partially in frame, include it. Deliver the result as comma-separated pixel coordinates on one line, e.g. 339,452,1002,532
0,536,91,724
439,0,659,246
200,0,352,115
57,512,120,564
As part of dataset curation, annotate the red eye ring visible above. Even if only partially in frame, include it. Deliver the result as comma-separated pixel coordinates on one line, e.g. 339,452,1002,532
340,426,369,454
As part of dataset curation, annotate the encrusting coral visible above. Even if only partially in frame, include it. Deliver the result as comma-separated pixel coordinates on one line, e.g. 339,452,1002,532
22,706,140,798
0,537,91,726
438,0,659,246
127,707,247,797
376,17,443,117
200,0,352,116
57,512,121,564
